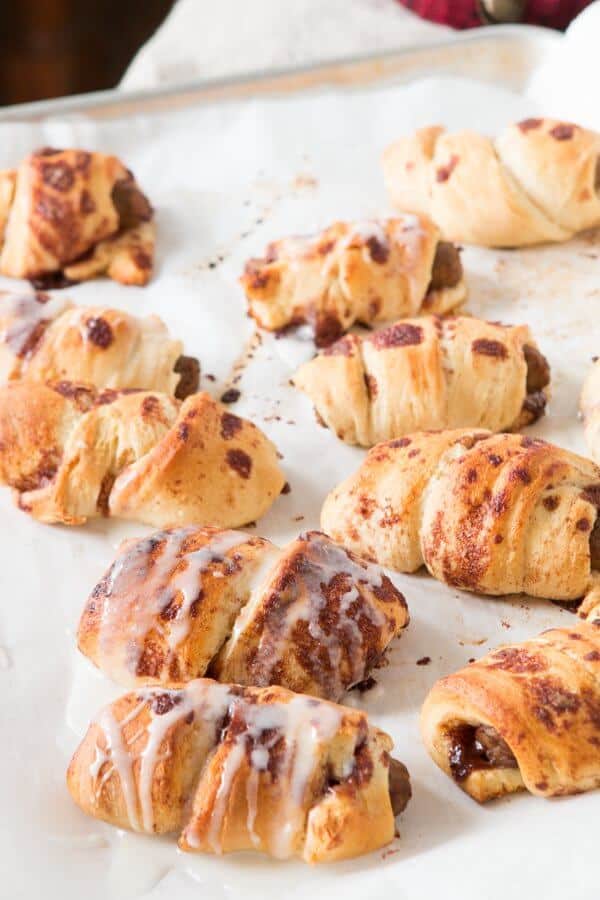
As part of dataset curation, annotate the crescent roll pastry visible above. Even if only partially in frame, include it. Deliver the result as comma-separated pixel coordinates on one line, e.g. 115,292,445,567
293,316,550,446
421,619,600,802
321,429,600,600
78,527,409,699
67,678,411,862
241,216,466,346
0,382,284,527
382,119,600,247
0,148,154,285
0,291,199,398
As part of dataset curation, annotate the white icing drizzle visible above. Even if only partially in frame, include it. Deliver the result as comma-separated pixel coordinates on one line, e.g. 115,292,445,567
92,700,147,831
93,528,398,700
96,527,250,683
250,532,390,697
204,691,344,859
0,292,69,357
89,681,232,834
87,680,347,858
343,219,390,248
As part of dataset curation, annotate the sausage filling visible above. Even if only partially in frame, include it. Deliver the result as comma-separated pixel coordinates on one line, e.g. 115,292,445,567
111,178,154,230
428,241,463,292
520,343,551,425
446,723,518,782
388,757,412,815
173,355,200,400
590,518,600,570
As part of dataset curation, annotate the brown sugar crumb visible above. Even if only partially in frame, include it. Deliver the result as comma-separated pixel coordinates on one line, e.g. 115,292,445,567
220,412,243,440
85,317,114,349
472,338,507,359
436,154,459,183
351,676,377,693
372,323,423,350
40,160,74,192
366,235,389,264
550,123,575,141
220,388,241,404
518,118,543,132
226,448,252,479
364,373,378,398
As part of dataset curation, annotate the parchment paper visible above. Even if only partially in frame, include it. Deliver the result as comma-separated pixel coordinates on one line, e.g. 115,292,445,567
1,74,598,900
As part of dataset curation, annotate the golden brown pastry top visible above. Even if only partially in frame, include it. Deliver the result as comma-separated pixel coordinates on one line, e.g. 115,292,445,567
0,291,197,396
78,527,409,699
67,678,408,862
0,148,154,285
321,429,600,600
0,382,285,528
421,619,600,802
293,315,550,445
241,216,466,345
382,119,600,247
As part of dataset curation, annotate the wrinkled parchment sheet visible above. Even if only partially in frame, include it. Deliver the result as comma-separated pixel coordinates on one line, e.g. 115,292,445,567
1,75,599,900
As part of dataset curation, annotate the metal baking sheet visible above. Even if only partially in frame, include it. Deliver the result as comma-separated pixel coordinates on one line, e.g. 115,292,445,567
0,25,559,123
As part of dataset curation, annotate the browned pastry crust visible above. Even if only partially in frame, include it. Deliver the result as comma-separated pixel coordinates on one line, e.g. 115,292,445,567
77,527,409,699
293,315,550,446
421,620,600,802
0,291,198,396
67,678,410,862
0,148,155,285
382,119,600,247
321,429,600,600
241,217,466,346
0,382,284,527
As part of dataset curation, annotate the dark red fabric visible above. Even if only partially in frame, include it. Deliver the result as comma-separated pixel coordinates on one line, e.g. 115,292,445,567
398,0,592,29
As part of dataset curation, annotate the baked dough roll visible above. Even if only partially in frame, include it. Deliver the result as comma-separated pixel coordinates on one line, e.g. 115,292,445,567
382,119,600,247
0,382,284,527
78,527,409,699
293,316,550,446
241,216,466,346
321,429,600,600
67,678,411,862
0,291,199,398
0,147,154,285
421,620,600,802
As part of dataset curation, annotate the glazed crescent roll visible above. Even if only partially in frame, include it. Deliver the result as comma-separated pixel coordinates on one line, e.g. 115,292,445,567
293,316,550,446
321,429,600,600
67,678,411,862
0,382,284,527
0,291,199,398
421,619,600,802
382,119,600,247
241,216,466,346
0,148,154,285
78,527,409,699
